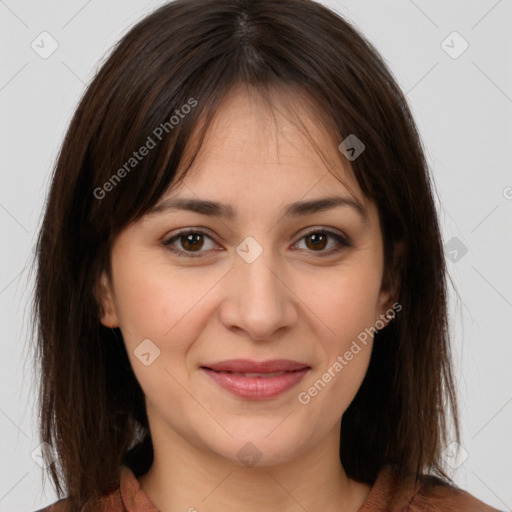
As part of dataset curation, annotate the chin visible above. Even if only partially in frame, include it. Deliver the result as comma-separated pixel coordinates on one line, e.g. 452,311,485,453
202,428,313,468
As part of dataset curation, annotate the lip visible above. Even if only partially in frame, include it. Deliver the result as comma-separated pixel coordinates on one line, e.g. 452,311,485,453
201,359,311,400
202,359,309,373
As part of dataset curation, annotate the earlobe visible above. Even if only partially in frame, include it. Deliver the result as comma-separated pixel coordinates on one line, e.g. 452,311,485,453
377,293,397,328
377,240,404,326
96,271,119,328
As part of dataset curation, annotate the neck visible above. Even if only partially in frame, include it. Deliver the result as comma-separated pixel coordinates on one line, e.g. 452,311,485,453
138,422,370,512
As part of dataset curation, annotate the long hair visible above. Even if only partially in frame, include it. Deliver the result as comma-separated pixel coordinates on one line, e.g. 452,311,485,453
30,0,459,508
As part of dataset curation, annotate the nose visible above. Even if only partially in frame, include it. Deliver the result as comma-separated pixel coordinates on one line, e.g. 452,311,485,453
218,245,299,341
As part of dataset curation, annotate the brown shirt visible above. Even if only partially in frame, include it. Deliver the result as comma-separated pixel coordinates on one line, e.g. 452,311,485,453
36,464,503,511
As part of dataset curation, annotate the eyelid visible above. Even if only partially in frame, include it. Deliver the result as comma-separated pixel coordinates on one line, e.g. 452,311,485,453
162,227,221,258
297,226,349,244
162,226,351,258
290,227,351,255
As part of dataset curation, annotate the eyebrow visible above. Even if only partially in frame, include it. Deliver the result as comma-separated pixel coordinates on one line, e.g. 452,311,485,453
147,195,367,222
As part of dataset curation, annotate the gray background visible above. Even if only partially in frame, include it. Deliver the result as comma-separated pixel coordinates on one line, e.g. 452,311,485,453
1,0,511,510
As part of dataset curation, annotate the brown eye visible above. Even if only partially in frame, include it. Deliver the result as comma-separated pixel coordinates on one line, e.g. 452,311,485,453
180,233,205,252
163,227,351,259
293,229,351,256
163,229,218,257
304,232,328,251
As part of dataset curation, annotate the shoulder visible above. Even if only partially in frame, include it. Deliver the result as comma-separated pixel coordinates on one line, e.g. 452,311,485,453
34,498,71,512
33,466,143,512
391,469,502,512
34,488,125,512
362,465,503,512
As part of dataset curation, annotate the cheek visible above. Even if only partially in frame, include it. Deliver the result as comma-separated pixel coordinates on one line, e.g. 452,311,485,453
112,255,195,337
114,267,174,341
113,259,208,404
295,259,381,409
300,260,383,341
112,253,228,367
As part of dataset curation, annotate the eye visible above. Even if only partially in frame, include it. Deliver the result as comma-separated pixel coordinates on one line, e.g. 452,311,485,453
292,228,351,256
163,227,351,258
163,229,219,258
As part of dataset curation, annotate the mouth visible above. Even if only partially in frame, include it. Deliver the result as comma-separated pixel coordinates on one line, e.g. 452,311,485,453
200,359,310,400
205,369,300,378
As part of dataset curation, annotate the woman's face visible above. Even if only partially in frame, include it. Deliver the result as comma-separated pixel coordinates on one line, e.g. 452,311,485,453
99,87,395,467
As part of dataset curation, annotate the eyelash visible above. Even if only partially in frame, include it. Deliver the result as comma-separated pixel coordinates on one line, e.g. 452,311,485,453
162,227,351,259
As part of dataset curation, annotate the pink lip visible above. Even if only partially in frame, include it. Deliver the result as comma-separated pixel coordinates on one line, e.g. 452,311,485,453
201,359,310,400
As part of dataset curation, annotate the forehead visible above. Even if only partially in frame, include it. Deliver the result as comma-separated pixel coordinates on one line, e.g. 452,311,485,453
171,86,366,206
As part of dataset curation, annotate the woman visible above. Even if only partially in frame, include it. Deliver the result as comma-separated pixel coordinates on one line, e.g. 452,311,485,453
32,0,501,510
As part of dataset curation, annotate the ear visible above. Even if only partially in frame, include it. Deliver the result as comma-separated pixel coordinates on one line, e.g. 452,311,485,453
95,271,119,328
376,240,404,324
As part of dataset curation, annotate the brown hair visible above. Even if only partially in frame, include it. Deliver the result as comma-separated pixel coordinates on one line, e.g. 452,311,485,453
31,0,460,508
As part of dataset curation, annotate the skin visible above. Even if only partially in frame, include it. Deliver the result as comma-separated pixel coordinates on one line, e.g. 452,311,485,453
99,85,397,512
